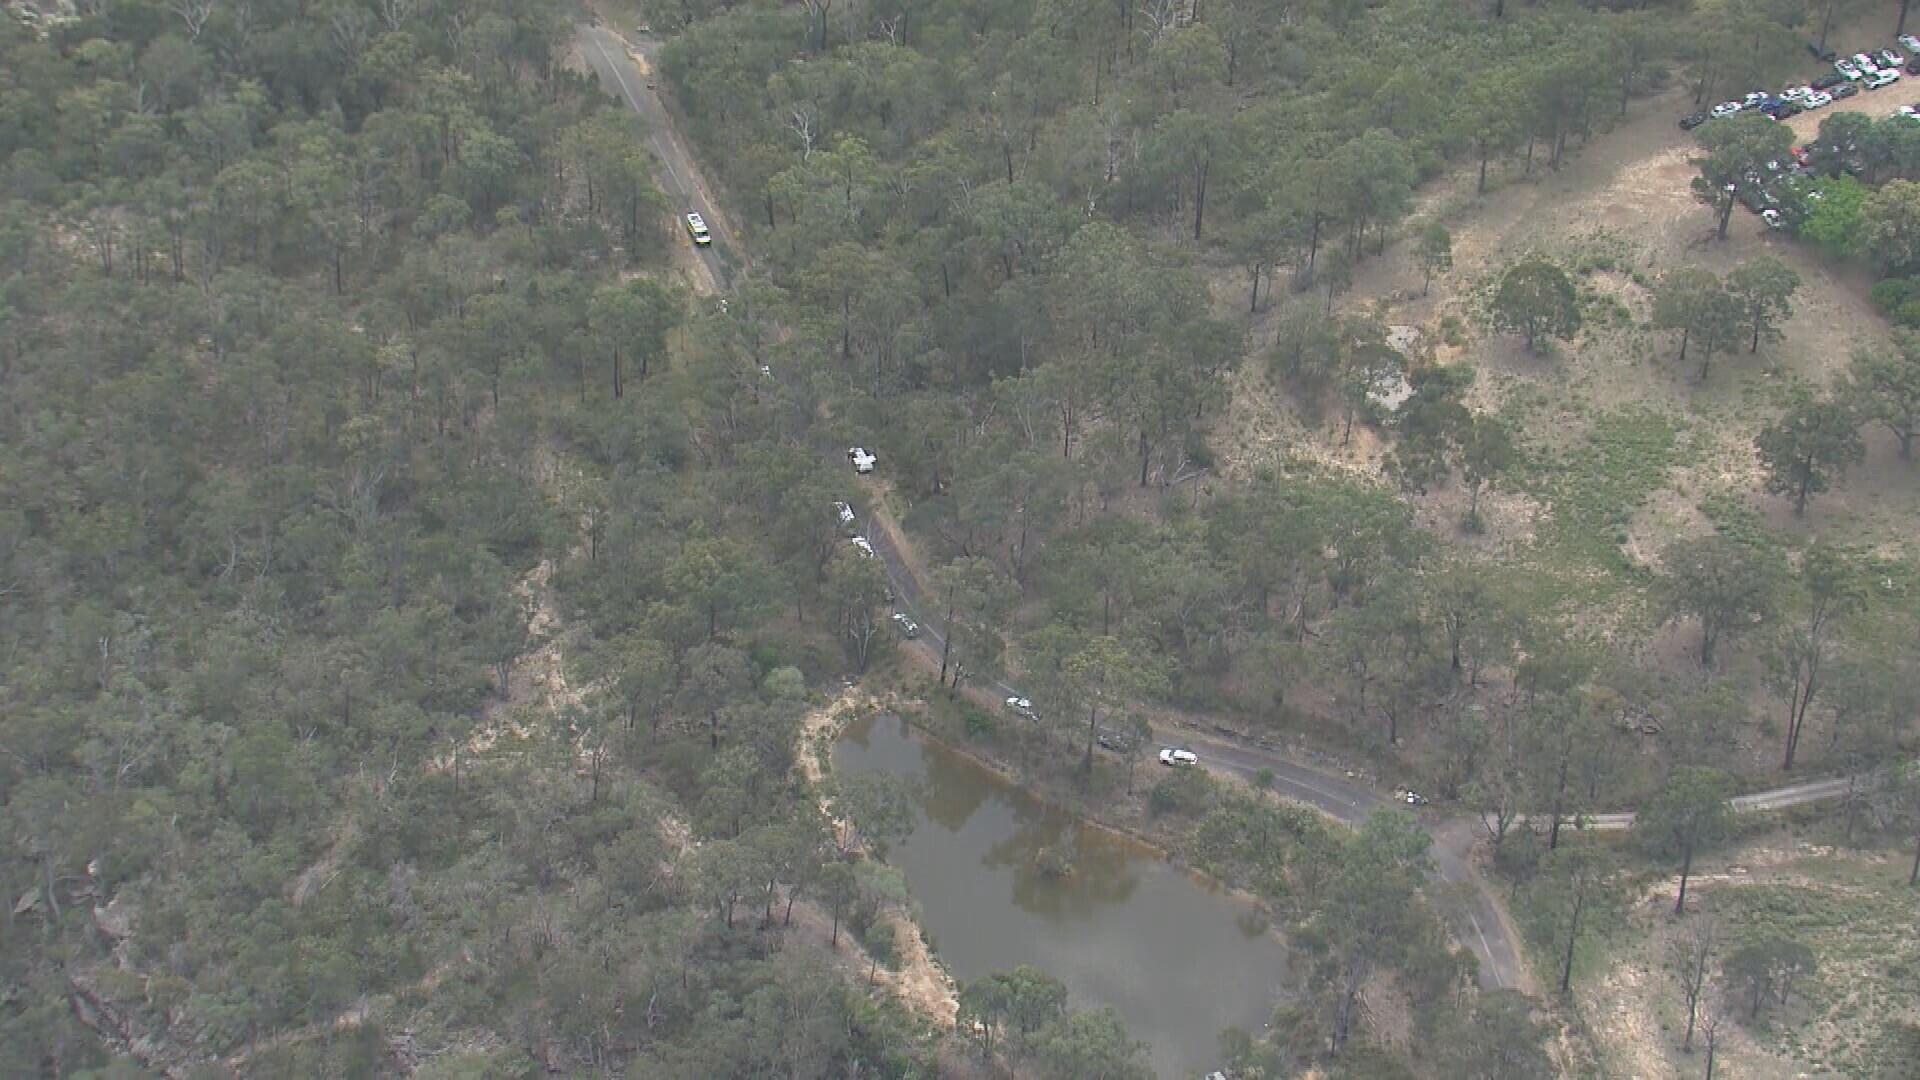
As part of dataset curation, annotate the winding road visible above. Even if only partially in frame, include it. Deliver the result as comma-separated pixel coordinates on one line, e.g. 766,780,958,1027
576,21,1868,998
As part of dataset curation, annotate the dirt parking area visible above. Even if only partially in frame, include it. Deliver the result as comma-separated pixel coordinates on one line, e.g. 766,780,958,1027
1322,50,1919,555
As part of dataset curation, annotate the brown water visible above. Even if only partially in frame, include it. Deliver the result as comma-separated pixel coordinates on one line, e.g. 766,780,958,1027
834,714,1289,1077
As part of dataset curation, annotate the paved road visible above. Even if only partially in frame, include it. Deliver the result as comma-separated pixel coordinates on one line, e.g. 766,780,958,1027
1577,773,1862,830
576,24,723,296
577,20,1865,997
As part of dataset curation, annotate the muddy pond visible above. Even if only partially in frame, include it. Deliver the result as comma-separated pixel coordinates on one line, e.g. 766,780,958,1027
833,713,1290,1077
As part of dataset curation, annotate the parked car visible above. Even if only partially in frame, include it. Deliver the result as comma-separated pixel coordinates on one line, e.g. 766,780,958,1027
1159,747,1199,767
1679,112,1708,130
1837,58,1863,79
1743,90,1772,108
1399,789,1430,806
1867,69,1903,89
1761,208,1787,229
1805,90,1834,108
1812,73,1848,90
1876,48,1905,69
848,446,876,473
1808,41,1838,62
849,535,876,557
891,612,919,638
1005,696,1037,720
1775,101,1804,118
684,211,711,246
1835,81,1862,99
1854,52,1881,73
1900,34,1920,53
833,500,857,529
1710,101,1743,118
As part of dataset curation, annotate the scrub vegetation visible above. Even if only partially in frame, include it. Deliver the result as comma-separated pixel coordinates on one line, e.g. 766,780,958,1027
9,0,1920,1073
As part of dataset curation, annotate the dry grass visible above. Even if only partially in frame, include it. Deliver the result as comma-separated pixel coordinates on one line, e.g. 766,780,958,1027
1581,838,1920,1078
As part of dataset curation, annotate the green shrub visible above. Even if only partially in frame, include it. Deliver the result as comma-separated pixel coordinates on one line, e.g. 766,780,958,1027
1868,275,1920,313
961,704,994,739
1148,767,1216,818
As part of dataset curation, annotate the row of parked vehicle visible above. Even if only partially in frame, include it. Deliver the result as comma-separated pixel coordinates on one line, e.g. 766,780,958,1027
1729,98,1920,230
1729,158,1823,231
831,498,921,639
1680,36,1920,129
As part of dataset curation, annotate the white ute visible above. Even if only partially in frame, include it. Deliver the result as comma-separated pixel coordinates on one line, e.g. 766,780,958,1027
1159,747,1198,767
848,447,876,474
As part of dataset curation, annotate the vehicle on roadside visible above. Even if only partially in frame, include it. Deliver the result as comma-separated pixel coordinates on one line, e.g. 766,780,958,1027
1805,90,1834,108
1159,747,1199,768
833,500,857,529
891,612,919,638
684,211,711,246
1710,101,1743,118
848,446,876,473
1761,208,1786,229
1854,52,1881,73
1005,696,1037,720
1777,101,1804,118
1812,73,1848,90
849,535,876,558
1837,58,1863,79
1809,42,1838,63
1834,81,1862,99
1902,34,1920,53
1400,789,1429,806
1867,69,1903,90
1679,112,1708,130
1876,48,1905,69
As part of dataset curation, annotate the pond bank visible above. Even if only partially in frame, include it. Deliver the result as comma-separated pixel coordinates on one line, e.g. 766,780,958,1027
834,711,1292,1077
